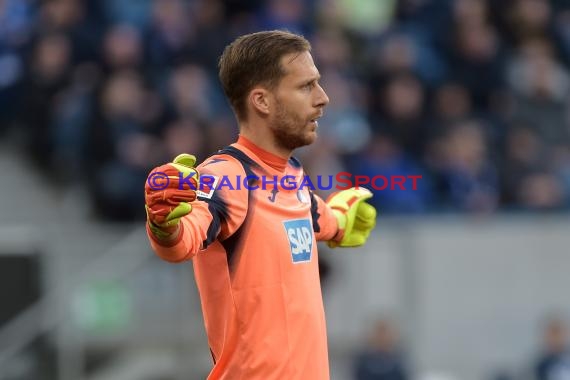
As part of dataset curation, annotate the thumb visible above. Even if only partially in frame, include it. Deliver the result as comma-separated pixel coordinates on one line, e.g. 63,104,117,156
173,153,197,168
170,153,199,180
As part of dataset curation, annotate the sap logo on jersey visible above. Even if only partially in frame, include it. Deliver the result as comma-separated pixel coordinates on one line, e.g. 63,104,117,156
283,219,314,263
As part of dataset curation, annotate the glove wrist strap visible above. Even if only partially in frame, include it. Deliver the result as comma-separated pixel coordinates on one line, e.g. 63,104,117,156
148,221,181,243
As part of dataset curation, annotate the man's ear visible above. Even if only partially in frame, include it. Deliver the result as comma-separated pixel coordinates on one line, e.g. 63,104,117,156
249,87,271,116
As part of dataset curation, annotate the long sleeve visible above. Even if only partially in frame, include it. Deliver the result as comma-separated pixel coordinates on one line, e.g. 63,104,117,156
311,192,340,242
147,201,214,262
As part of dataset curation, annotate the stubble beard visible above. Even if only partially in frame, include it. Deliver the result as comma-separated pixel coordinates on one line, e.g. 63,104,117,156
270,102,316,152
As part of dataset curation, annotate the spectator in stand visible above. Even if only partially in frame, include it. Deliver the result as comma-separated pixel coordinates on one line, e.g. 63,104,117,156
353,318,410,380
427,119,499,212
534,316,570,380
371,72,428,160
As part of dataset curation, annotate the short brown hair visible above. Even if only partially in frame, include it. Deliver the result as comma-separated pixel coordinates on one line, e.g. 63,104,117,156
218,30,311,121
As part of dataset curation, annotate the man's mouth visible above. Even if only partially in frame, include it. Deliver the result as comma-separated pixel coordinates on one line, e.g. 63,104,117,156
309,113,323,126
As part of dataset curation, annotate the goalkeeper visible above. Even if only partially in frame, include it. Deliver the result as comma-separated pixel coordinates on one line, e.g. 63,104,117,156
144,30,376,380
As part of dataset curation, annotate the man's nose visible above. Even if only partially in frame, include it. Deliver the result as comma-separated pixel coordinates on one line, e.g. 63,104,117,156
315,84,329,107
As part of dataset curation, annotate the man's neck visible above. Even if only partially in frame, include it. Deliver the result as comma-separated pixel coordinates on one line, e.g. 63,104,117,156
238,123,291,159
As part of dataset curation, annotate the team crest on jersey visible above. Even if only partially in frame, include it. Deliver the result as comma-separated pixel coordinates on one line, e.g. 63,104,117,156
283,219,313,263
296,189,310,204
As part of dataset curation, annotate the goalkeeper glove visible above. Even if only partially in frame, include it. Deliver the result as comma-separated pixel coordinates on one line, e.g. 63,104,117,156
145,153,200,241
327,187,377,248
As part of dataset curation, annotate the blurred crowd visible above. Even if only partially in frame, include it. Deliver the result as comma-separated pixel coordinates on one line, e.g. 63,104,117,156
2,0,570,220
353,316,570,380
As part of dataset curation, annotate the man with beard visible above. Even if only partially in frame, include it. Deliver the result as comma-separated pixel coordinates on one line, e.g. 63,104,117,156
144,30,377,379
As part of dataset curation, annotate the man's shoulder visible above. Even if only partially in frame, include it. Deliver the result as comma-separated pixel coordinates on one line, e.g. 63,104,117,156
195,151,248,201
196,147,257,198
199,148,246,173
199,145,266,174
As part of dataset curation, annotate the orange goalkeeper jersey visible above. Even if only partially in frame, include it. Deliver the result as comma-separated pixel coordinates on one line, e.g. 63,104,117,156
147,136,340,380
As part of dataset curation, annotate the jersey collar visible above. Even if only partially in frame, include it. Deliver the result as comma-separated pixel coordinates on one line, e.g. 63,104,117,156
236,135,288,172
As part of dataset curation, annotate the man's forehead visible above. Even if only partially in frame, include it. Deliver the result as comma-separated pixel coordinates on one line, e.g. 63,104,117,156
281,51,319,78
